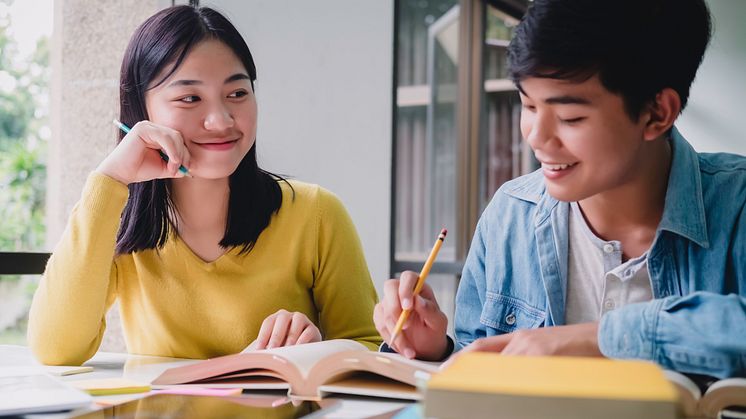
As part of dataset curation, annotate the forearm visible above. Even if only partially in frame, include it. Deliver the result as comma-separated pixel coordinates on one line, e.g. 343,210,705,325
599,292,746,378
27,172,127,365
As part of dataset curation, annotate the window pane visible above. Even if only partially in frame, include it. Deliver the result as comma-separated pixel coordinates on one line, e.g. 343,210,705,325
0,1,51,252
395,0,459,262
0,274,39,344
479,5,537,213
0,0,52,345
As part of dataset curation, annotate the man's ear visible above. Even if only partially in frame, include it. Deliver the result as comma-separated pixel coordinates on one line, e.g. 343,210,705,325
642,88,681,141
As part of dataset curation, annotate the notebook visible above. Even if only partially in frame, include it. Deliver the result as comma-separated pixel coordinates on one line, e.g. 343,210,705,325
0,367,93,416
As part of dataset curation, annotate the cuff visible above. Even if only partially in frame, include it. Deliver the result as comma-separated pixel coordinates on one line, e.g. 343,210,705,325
598,298,666,360
379,335,456,361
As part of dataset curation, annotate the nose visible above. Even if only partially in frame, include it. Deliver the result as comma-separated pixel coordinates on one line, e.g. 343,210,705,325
203,103,234,131
523,110,556,151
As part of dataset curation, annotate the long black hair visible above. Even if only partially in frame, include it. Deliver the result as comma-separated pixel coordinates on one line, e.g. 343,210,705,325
116,6,287,255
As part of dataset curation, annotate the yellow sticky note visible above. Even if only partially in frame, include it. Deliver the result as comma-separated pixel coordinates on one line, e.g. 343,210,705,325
71,378,151,396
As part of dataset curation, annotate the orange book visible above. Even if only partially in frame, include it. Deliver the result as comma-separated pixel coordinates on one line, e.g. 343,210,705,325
151,340,439,401
425,353,679,419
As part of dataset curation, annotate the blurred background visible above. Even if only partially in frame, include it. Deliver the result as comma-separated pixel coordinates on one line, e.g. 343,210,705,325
1,0,744,350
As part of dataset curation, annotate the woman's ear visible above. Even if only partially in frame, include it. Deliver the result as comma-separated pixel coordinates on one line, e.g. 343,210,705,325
642,88,681,141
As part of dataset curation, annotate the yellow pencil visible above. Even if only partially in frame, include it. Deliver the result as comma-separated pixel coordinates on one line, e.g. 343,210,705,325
390,228,447,345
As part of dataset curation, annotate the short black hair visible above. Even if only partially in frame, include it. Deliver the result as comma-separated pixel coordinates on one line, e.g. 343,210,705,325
116,6,288,255
507,0,712,119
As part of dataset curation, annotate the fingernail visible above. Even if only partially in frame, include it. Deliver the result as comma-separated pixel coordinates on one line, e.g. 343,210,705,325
404,348,415,359
402,298,412,309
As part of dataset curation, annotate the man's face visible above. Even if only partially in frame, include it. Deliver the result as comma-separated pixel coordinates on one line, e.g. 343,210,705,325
519,75,650,202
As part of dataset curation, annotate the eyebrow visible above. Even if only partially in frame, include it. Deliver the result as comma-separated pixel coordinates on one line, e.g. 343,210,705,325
167,73,251,88
544,95,592,105
517,82,593,106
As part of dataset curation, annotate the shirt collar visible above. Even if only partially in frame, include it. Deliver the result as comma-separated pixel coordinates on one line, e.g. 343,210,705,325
657,126,709,248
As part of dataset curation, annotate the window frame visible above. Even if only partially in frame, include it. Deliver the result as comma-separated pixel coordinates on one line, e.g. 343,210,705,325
390,0,528,277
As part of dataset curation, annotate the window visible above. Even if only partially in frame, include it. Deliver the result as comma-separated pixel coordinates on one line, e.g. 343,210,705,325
392,0,534,327
0,0,53,344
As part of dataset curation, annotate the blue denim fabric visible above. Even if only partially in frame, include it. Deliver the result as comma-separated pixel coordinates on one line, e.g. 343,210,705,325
454,127,746,378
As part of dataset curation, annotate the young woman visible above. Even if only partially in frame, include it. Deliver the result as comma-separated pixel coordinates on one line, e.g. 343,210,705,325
28,6,381,365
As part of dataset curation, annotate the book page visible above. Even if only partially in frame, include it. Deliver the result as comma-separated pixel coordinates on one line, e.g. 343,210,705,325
700,378,746,418
308,349,440,397
251,340,368,379
151,339,367,395
663,370,700,417
319,372,424,400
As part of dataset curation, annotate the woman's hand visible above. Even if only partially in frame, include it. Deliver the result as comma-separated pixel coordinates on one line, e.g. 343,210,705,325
96,120,193,185
250,310,322,350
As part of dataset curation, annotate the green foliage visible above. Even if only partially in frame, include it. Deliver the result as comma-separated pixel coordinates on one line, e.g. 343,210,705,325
0,142,46,249
0,0,49,251
0,0,48,344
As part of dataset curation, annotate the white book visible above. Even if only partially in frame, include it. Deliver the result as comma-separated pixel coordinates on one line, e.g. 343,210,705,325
0,367,93,416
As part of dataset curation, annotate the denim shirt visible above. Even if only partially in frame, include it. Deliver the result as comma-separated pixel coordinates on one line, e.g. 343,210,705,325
455,127,746,378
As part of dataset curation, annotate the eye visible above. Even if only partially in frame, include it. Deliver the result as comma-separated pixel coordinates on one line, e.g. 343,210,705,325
522,104,537,112
559,117,586,124
228,90,248,99
178,95,200,103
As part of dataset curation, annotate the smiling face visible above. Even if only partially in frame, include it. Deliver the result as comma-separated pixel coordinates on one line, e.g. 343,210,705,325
145,39,257,180
518,75,653,202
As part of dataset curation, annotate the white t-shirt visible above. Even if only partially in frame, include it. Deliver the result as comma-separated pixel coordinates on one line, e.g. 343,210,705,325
564,202,654,325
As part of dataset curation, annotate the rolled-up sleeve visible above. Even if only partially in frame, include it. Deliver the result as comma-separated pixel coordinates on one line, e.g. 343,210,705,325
599,292,746,379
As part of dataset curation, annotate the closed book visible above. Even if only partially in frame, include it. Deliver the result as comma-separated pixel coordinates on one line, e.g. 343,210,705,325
424,353,678,419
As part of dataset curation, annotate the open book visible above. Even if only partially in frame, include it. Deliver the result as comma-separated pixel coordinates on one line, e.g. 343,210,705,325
151,340,439,401
665,370,746,418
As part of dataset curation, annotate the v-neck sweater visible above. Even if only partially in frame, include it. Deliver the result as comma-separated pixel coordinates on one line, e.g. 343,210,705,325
28,172,381,365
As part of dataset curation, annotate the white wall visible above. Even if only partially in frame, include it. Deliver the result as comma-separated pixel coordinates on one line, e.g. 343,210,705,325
677,0,746,155
202,0,394,295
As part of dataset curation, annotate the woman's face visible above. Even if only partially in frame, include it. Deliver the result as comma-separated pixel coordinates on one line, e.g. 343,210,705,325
145,39,257,180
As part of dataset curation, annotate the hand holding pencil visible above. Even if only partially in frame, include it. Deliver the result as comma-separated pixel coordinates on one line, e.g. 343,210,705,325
97,120,193,185
373,229,451,361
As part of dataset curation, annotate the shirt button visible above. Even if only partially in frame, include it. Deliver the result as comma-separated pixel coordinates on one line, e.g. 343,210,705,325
604,299,616,310
603,244,614,254
505,313,516,326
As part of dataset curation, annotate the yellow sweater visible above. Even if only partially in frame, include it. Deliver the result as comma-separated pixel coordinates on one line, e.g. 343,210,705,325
28,173,381,365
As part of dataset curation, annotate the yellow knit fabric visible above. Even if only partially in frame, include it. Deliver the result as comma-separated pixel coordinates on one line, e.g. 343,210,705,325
28,172,382,365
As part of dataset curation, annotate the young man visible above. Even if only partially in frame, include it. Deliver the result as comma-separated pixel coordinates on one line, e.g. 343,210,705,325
374,0,746,379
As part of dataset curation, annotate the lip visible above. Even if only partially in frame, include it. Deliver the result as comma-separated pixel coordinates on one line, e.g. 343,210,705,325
194,139,238,151
540,161,578,170
541,161,578,180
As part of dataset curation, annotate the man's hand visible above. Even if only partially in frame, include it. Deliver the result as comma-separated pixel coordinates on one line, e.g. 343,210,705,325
373,271,450,360
462,322,603,357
